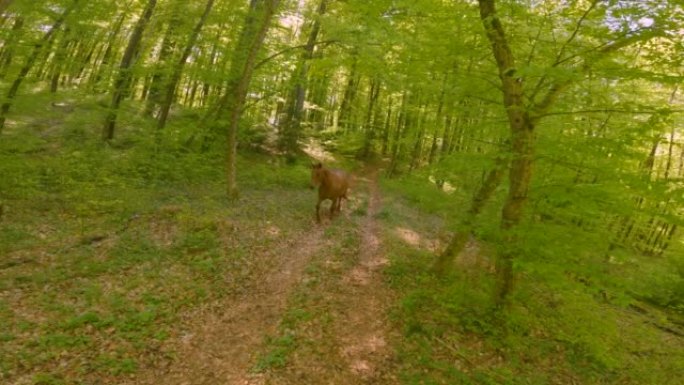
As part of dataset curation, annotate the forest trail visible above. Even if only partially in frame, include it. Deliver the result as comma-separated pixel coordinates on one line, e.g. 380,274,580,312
125,167,397,385
124,224,328,385
332,168,396,382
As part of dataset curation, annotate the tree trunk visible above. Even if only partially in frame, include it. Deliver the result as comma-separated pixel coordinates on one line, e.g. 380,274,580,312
307,74,330,130
679,142,684,178
89,10,128,91
441,113,454,154
432,154,508,274
663,86,678,180
338,59,359,131
218,0,281,198
72,37,97,82
279,0,328,158
156,0,215,131
381,95,393,156
144,0,183,117
50,28,73,93
478,0,535,307
102,0,157,141
200,28,223,108
360,77,381,159
0,1,77,132
388,91,409,177
428,74,448,165
409,104,427,171
0,16,23,79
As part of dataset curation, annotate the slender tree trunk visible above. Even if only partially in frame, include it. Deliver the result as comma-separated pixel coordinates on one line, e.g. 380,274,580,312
642,135,660,179
72,38,96,82
381,95,393,156
102,0,157,141
360,77,381,159
441,113,454,154
307,74,330,129
663,86,678,180
428,74,448,164
0,16,23,79
34,35,58,81
432,154,508,274
187,80,199,107
679,143,684,178
0,1,77,132
144,0,183,117
157,0,215,131
50,28,73,93
409,104,428,171
279,0,328,158
338,59,359,131
218,0,281,198
200,28,222,108
90,10,128,91
387,91,408,177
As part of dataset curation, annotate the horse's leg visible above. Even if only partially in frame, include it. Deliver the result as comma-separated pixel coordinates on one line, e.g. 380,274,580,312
332,197,339,214
329,198,335,219
316,199,322,223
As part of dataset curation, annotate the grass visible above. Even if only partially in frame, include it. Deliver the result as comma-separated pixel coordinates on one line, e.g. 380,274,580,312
0,94,318,383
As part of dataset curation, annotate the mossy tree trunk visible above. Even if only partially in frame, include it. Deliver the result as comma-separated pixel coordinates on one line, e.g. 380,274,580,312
476,0,662,307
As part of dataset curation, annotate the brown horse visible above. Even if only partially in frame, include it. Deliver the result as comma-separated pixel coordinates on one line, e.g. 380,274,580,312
310,162,351,223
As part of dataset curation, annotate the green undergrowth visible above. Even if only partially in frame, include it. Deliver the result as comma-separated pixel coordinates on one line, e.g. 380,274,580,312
378,173,684,385
0,104,318,383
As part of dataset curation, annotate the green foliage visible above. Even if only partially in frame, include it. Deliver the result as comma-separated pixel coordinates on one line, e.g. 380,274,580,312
1,0,683,382
381,173,684,385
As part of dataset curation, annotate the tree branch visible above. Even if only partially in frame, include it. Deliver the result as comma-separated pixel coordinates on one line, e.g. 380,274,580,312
529,0,598,102
532,27,665,118
254,39,338,69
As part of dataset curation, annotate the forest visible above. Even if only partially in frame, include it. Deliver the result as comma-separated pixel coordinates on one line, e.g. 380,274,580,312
1,0,683,384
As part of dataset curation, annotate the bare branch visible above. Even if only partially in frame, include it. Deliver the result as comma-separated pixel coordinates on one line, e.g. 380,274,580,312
529,0,598,102
532,27,666,118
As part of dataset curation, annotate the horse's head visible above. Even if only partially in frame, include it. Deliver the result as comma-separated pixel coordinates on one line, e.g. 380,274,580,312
310,162,324,189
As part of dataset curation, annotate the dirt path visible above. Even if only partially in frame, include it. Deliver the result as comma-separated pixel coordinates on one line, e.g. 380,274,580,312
333,169,396,383
259,168,397,384
126,168,396,385
124,226,329,385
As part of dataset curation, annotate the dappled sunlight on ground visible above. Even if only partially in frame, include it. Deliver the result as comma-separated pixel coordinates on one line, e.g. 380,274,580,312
303,138,335,163
395,227,421,246
394,226,443,252
265,223,280,237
